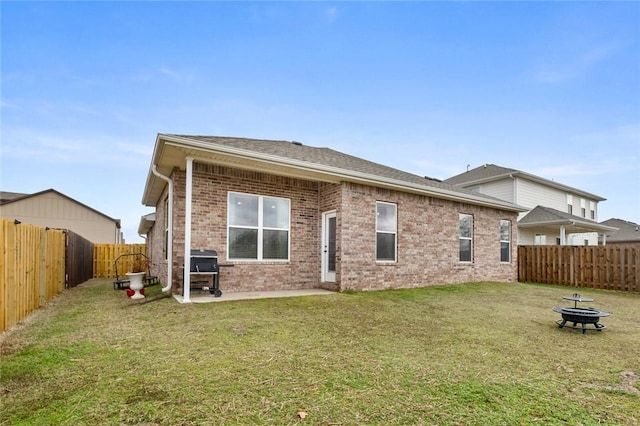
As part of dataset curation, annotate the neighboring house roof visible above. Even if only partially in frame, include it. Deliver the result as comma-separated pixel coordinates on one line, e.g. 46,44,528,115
599,218,640,243
143,134,527,213
0,191,29,204
444,164,606,202
0,188,121,227
518,205,617,234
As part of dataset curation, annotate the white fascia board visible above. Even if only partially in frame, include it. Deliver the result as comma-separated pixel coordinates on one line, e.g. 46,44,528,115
155,135,527,212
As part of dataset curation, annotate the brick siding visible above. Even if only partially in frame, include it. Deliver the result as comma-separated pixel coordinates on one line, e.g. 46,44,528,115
147,162,519,293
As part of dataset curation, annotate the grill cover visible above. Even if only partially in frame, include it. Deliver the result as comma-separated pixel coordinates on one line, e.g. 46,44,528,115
190,249,218,273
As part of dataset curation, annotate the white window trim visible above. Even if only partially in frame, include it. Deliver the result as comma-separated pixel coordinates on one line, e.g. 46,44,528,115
500,220,511,263
459,214,473,263
227,192,291,262
376,201,397,262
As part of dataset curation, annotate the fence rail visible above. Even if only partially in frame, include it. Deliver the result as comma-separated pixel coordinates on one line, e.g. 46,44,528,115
518,244,639,292
1,219,66,331
93,244,147,278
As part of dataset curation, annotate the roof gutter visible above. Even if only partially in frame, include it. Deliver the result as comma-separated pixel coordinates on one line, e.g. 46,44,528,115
151,164,173,293
161,135,527,213
518,219,618,232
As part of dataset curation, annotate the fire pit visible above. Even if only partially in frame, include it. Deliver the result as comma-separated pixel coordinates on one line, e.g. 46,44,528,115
552,294,611,334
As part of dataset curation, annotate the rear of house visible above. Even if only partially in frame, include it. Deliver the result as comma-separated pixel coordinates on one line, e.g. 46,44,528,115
141,135,526,297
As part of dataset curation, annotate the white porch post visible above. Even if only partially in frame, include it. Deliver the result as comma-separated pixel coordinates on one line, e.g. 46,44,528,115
183,157,193,303
560,225,566,246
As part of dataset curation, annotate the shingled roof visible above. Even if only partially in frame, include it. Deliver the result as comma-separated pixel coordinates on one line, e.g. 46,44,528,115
518,205,617,233
444,164,517,185
143,134,527,212
599,218,640,243
171,135,448,190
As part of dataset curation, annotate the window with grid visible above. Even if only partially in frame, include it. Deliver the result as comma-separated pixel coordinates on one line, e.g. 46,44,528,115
228,192,290,260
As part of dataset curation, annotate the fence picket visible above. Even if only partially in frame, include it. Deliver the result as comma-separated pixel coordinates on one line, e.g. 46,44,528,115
0,219,67,331
93,244,147,278
518,244,639,292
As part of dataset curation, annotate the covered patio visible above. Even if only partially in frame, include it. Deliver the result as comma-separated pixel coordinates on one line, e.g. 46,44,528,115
518,206,618,245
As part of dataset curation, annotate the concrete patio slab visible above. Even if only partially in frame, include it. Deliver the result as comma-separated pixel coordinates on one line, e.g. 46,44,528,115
173,288,336,304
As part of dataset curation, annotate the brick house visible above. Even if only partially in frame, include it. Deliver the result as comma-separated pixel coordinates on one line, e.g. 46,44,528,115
140,134,526,301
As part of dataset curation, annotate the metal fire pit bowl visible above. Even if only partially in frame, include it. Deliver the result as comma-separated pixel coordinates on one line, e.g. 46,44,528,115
552,306,611,334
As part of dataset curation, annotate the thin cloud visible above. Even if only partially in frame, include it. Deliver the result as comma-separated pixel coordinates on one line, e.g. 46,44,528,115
325,7,338,23
534,40,632,84
159,66,194,84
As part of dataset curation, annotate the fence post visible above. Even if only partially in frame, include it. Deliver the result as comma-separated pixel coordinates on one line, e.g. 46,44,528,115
39,229,47,306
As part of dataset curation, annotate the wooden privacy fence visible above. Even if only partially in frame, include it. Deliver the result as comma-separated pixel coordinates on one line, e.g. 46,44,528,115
518,245,639,292
65,230,94,287
1,219,66,332
93,244,147,278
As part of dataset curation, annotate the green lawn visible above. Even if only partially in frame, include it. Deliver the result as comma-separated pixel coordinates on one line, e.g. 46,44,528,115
1,280,639,425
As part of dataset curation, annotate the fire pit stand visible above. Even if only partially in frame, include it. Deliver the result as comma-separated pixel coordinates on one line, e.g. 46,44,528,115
552,294,611,334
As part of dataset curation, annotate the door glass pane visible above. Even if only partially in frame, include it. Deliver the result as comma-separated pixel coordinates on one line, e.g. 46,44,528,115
328,217,336,271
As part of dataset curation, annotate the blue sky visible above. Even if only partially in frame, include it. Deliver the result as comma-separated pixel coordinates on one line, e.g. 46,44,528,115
2,1,639,242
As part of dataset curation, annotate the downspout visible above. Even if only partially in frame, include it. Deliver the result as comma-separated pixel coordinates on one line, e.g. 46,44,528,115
151,164,173,293
183,158,194,303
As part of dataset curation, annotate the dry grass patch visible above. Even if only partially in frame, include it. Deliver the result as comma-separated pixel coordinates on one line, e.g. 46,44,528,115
1,280,639,425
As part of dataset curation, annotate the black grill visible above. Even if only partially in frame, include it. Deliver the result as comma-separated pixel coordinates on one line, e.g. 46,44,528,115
190,249,218,273
189,249,221,297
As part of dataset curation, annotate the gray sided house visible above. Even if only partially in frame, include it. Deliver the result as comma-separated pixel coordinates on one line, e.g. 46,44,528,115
140,135,526,300
444,164,616,246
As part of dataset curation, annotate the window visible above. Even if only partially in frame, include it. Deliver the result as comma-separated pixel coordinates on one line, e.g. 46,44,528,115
590,201,596,220
580,198,586,218
459,214,473,262
500,220,511,262
228,192,290,260
567,195,573,215
376,202,397,261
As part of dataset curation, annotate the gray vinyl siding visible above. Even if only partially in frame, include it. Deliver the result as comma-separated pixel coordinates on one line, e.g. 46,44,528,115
477,179,514,203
